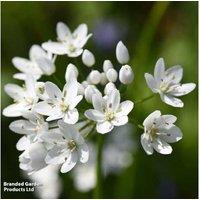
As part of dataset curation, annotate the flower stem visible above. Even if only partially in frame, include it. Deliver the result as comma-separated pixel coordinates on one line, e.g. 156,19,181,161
94,134,104,199
135,94,155,105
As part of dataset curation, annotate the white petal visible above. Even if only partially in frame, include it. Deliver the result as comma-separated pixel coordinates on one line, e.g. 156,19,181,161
42,42,68,55
34,101,53,116
46,107,63,121
45,81,62,100
144,73,158,93
104,82,116,95
169,83,196,97
84,85,101,103
61,151,78,173
118,100,134,116
16,136,31,151
112,115,128,126
159,125,182,143
3,103,28,117
35,57,55,75
73,24,88,39
152,138,172,154
116,41,129,64
107,89,120,111
154,58,165,83
63,109,79,124
84,109,104,122
79,143,89,163
9,120,35,134
29,45,47,61
65,63,79,80
165,65,183,84
56,22,71,41
160,94,183,107
66,48,83,58
143,110,161,129
92,93,104,111
64,77,78,101
69,95,83,109
141,133,153,155
160,114,177,124
4,84,24,100
25,75,36,96
96,121,114,134
12,57,32,73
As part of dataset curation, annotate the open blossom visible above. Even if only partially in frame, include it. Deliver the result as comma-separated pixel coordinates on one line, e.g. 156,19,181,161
12,45,56,80
34,76,83,124
85,89,134,134
42,22,92,57
44,120,89,173
145,58,196,107
9,111,49,143
3,75,38,117
141,110,182,155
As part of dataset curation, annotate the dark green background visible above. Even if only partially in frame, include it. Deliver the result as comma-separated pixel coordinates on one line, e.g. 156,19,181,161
1,1,198,199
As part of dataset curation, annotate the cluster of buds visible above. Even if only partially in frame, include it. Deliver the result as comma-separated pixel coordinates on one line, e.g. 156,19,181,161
3,22,196,177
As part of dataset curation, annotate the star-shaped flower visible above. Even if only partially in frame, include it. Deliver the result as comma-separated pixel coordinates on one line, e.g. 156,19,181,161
145,58,196,107
42,22,92,57
85,89,134,134
3,75,39,117
141,110,182,155
44,120,89,173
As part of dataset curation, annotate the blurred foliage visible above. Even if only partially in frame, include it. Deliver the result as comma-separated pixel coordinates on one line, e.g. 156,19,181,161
1,1,198,199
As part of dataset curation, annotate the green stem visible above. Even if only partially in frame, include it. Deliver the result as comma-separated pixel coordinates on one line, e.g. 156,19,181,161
129,117,144,130
135,94,155,105
94,134,104,198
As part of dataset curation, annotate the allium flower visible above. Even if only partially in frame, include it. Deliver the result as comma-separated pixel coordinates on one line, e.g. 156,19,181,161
42,22,92,57
82,49,95,67
34,76,82,124
116,41,130,64
9,111,49,142
85,90,134,134
3,75,38,117
19,142,48,174
145,58,196,107
12,45,56,80
44,120,89,173
141,110,182,155
119,65,134,84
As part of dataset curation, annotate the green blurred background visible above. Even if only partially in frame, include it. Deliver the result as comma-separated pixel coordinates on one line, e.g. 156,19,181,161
1,1,198,199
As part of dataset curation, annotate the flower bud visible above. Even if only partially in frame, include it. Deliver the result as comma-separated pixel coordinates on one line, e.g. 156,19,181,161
116,41,130,64
106,68,118,82
104,82,116,95
82,49,95,67
85,85,101,103
119,65,134,84
88,70,101,85
100,72,108,85
77,82,85,95
81,81,89,89
103,60,113,72
65,63,78,81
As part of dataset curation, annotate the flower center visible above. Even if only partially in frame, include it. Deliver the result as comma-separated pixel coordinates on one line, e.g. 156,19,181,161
68,44,76,52
67,140,76,151
105,110,115,121
60,101,69,112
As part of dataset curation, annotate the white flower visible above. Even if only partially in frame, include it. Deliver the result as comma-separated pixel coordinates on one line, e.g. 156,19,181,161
145,58,196,107
25,165,62,199
85,89,134,134
141,110,183,155
106,68,118,83
34,77,82,124
116,41,130,64
42,22,92,57
45,120,89,173
103,60,113,72
104,82,116,95
12,45,56,80
88,70,101,85
100,72,108,85
3,75,38,117
82,49,95,67
19,142,48,174
119,65,134,84
84,85,101,103
65,63,79,80
9,111,49,142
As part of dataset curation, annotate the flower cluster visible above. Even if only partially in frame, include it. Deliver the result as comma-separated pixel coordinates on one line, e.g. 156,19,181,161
3,21,196,180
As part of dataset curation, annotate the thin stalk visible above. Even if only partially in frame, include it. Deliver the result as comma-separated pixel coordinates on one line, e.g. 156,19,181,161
94,135,104,199
135,94,155,105
129,117,144,130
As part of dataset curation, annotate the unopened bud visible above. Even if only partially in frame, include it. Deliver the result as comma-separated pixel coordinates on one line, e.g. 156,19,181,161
89,70,101,85
116,41,129,64
100,72,108,85
82,49,95,67
106,68,118,82
65,63,78,81
119,65,134,84
103,60,113,72
104,82,116,95
85,85,101,103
